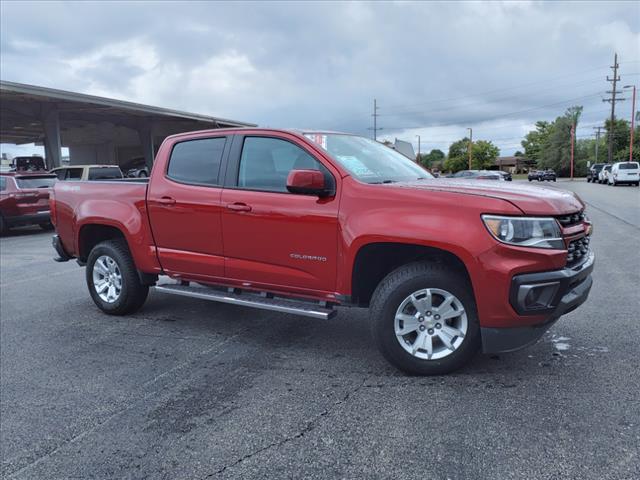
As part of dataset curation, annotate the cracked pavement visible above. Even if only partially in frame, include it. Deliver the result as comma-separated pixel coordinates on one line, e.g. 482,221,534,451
1,179,639,479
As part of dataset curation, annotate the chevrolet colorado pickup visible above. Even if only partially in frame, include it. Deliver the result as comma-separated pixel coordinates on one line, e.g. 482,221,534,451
50,129,594,375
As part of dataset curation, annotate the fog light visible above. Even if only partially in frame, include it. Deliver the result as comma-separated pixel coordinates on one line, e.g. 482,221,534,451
518,282,560,311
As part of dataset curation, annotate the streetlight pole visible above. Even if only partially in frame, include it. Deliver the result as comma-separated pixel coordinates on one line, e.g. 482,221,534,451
624,85,636,162
466,128,473,169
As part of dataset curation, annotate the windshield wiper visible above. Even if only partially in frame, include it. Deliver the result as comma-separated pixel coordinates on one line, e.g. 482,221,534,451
368,179,397,184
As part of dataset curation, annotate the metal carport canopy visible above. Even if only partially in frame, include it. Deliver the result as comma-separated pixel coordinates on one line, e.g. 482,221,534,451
0,80,256,168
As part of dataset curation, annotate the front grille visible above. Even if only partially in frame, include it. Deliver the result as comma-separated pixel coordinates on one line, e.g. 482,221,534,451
557,211,585,228
566,236,590,267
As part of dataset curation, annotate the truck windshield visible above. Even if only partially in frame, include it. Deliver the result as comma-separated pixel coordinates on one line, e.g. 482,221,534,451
15,176,57,189
304,133,433,183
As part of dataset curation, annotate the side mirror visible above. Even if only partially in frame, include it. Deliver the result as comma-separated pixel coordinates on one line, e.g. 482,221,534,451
286,169,332,197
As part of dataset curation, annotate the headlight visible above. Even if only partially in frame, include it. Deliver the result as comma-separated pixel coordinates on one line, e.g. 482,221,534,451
482,215,564,249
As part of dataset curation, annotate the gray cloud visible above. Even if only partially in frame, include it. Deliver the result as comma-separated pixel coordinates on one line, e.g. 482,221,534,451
1,1,639,155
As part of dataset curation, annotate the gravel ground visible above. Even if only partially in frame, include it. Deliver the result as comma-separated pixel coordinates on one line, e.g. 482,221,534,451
1,179,638,480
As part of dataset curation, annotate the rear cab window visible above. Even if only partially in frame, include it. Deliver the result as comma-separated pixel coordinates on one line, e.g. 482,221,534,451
88,167,123,180
167,137,227,186
15,176,57,189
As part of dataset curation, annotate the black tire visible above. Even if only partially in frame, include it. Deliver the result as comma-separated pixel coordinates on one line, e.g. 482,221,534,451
370,262,480,375
0,215,7,235
86,239,148,315
39,222,54,231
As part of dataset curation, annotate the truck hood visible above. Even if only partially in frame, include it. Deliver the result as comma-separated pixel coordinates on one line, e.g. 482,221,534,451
390,179,585,215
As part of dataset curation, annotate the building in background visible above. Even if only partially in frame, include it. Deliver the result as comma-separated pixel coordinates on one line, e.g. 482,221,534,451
0,81,255,170
494,155,534,173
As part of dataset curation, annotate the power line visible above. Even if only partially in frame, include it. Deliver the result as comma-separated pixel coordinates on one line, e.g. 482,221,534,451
380,91,606,131
381,65,614,111
380,77,610,116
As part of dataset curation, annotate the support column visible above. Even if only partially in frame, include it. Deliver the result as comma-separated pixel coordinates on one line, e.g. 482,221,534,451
136,122,154,170
42,107,62,168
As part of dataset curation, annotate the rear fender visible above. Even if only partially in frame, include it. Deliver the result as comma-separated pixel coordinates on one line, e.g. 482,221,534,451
75,199,160,273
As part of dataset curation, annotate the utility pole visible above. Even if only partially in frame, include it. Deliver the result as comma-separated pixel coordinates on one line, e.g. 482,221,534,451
369,98,381,141
593,126,604,162
570,123,575,180
467,127,473,169
624,85,636,162
603,53,625,163
415,134,421,162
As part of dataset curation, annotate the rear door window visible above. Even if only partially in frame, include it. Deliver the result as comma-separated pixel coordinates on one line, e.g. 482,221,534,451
167,137,226,186
0,177,6,191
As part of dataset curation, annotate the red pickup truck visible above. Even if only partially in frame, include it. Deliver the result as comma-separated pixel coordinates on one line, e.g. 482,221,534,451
50,128,594,375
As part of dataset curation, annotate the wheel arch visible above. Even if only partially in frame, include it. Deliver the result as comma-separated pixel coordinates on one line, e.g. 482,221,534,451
77,223,129,262
350,242,475,307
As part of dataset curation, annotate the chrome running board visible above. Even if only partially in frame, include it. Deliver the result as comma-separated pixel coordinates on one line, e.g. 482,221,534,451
154,284,336,320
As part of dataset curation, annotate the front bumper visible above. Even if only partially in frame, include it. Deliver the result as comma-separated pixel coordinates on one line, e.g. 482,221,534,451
481,251,594,354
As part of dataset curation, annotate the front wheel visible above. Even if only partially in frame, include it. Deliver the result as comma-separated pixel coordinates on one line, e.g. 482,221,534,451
370,262,480,375
86,239,148,315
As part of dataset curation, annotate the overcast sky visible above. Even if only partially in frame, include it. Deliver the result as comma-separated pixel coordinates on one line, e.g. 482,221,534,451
1,0,639,157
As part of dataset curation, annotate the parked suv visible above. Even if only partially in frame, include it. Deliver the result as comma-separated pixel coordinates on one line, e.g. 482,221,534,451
598,164,612,184
51,165,123,181
587,163,605,183
0,172,57,233
50,128,594,375
11,156,47,172
608,161,639,186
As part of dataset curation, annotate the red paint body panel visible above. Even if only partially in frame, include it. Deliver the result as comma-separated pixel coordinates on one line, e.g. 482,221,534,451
51,128,590,330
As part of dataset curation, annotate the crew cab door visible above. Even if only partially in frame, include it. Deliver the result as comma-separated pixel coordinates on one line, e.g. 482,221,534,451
147,135,230,280
220,134,340,294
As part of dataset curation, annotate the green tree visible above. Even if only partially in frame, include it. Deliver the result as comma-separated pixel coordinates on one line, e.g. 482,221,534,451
604,118,631,161
444,138,499,172
444,138,470,172
521,105,583,176
521,121,552,166
418,149,445,168
617,125,640,162
470,140,500,169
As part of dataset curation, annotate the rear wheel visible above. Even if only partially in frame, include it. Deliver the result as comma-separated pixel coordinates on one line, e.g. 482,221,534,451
0,215,7,235
370,262,480,375
86,239,148,315
39,222,54,231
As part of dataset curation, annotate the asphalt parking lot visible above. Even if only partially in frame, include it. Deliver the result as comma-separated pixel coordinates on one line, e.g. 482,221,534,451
1,179,638,480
